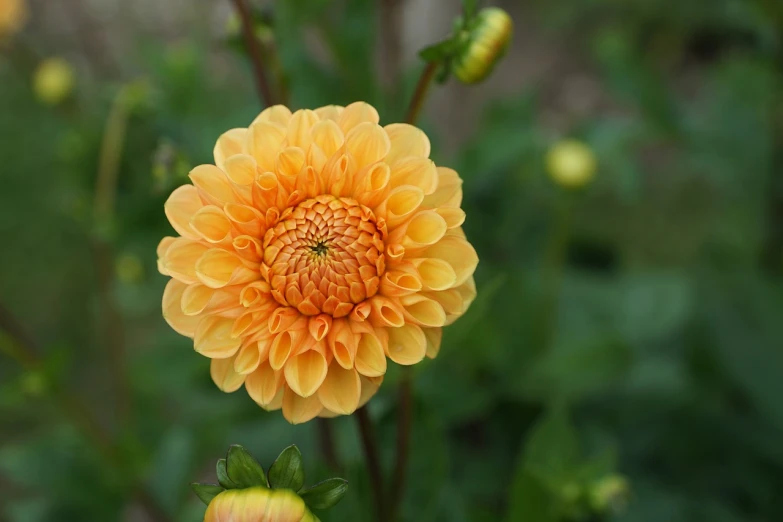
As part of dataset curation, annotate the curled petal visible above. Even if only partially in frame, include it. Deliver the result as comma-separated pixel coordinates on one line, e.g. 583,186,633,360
161,238,209,284
189,165,238,206
240,281,272,308
224,203,264,237
434,207,466,229
308,314,332,341
388,210,447,254
196,249,259,288
344,122,391,168
269,326,308,370
411,258,457,291
246,120,287,171
210,354,245,392
400,294,447,327
354,326,388,377
233,235,264,264
310,119,344,158
181,284,241,316
423,167,463,208
369,296,405,328
164,185,203,240
282,386,323,424
190,205,231,244
384,123,431,165
375,185,424,229
423,234,479,286
353,162,390,207
337,101,379,132
318,365,361,415
386,323,427,365
423,327,443,359
194,316,242,359
389,158,438,196
157,237,177,275
253,104,293,126
162,279,201,337
213,128,247,170
234,340,262,375
327,319,359,369
246,361,283,407
286,109,319,149
223,154,259,186
284,350,328,398
380,267,422,297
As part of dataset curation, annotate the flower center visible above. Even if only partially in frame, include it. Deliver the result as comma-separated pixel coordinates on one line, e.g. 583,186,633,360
261,195,387,317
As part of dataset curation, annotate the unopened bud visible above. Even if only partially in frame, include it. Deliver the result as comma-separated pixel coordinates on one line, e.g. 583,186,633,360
33,58,75,105
453,7,513,84
546,139,597,188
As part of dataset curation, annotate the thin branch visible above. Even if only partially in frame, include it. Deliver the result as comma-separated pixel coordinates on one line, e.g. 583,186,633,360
317,417,341,472
355,407,387,522
230,0,276,107
405,61,438,125
389,369,413,521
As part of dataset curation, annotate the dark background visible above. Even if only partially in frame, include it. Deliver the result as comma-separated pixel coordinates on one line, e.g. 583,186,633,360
1,0,782,521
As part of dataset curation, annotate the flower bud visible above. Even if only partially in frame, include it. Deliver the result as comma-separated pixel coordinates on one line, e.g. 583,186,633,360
0,0,27,40
546,139,597,188
33,58,75,106
205,488,318,522
453,7,513,84
589,474,630,514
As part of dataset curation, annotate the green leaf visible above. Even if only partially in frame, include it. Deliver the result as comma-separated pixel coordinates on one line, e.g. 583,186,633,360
268,445,305,491
522,403,580,490
300,478,348,510
191,483,223,505
462,0,479,19
419,39,455,62
216,458,238,489
226,445,267,488
505,470,558,522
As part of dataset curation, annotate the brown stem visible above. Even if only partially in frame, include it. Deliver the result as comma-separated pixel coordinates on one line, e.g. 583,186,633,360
0,303,170,522
317,417,341,472
230,0,277,107
405,61,438,125
356,407,387,522
389,368,413,522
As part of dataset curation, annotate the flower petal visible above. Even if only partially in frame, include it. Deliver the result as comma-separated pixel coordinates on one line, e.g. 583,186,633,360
161,238,209,284
400,294,447,327
213,128,247,170
317,365,361,415
162,279,201,337
423,234,479,286
282,386,323,424
223,154,259,186
354,328,387,377
423,167,463,208
210,354,245,392
246,120,287,171
286,109,319,149
253,104,293,125
389,158,438,196
196,249,259,288
194,316,242,359
284,350,328,398
384,123,431,165
190,205,231,244
344,122,391,168
423,327,443,359
246,361,283,407
337,101,379,132
386,323,427,365
164,185,202,240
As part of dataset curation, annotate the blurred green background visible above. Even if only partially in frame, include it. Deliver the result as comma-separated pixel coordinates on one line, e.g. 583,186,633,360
1,0,782,521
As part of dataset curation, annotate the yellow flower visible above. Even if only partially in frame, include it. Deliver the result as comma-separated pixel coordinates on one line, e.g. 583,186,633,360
546,139,597,188
33,58,75,105
0,0,26,39
453,7,513,84
159,102,478,423
204,488,317,522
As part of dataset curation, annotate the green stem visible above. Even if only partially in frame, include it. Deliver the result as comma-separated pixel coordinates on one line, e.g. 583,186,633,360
389,367,413,522
230,0,277,107
405,61,438,125
356,407,387,522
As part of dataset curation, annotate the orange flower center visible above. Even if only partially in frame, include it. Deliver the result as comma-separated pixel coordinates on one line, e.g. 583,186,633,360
261,195,387,318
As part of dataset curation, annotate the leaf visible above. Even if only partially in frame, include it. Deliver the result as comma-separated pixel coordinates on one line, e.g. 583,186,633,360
419,39,455,63
522,403,580,490
268,445,305,492
216,459,238,489
226,445,267,488
505,470,557,522
300,478,349,510
190,483,223,505
462,0,479,19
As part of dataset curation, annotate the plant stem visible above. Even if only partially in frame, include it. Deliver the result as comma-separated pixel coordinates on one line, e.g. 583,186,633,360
356,407,387,522
533,192,575,356
317,417,341,472
93,89,132,426
0,303,171,522
405,61,438,124
389,368,413,522
230,0,276,107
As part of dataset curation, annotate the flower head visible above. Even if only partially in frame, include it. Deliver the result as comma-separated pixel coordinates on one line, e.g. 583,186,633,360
159,102,478,423
33,58,75,105
546,139,597,189
0,0,27,40
453,7,513,84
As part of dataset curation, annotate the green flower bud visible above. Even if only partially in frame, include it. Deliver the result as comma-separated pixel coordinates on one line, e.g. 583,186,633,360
453,7,513,84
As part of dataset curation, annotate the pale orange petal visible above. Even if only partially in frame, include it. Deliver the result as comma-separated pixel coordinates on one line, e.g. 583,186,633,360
164,185,202,240
337,101,379,132
344,122,391,168
213,128,247,170
284,350,328,397
189,164,238,206
190,205,231,244
245,361,283,407
423,234,479,286
423,327,443,359
386,323,427,365
196,249,259,288
194,315,242,359
282,386,323,424
162,279,201,337
317,365,361,415
210,354,245,392
389,158,438,196
384,123,431,165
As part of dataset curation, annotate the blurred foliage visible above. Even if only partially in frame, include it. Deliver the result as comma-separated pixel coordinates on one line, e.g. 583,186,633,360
1,0,782,521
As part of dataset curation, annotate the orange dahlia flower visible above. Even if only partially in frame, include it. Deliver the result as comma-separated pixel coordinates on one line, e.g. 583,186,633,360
158,102,478,423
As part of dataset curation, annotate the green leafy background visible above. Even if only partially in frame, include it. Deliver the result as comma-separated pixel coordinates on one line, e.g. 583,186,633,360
1,0,782,521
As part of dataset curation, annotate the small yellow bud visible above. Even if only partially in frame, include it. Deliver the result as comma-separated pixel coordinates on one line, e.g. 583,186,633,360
453,7,513,84
33,58,75,106
589,474,630,514
0,0,27,39
205,488,318,522
546,139,597,188
116,253,144,285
